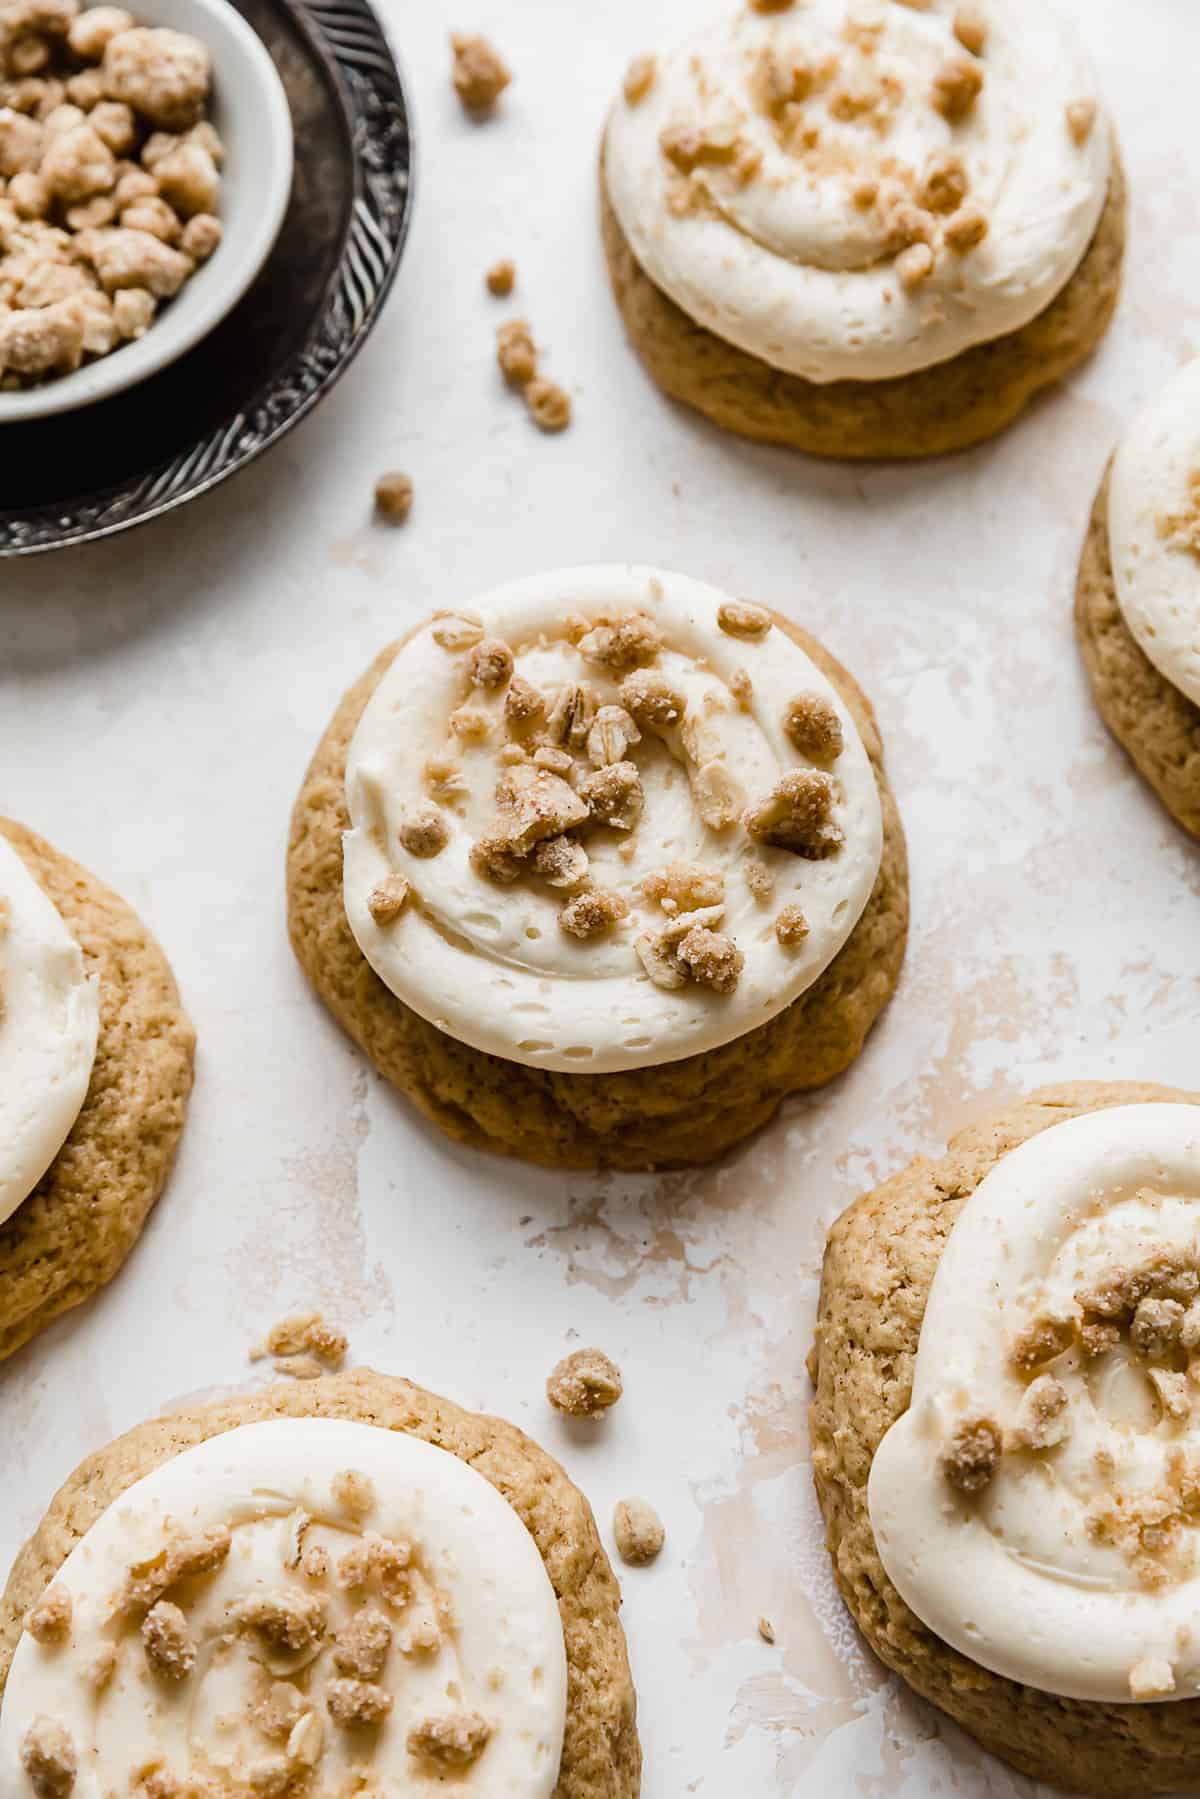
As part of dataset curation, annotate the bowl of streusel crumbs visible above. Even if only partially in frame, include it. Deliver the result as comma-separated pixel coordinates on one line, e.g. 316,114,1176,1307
0,0,292,419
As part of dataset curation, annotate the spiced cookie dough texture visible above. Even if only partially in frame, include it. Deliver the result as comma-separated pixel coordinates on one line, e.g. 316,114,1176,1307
812,1084,1200,1796
287,565,907,1167
1076,359,1200,839
0,1372,640,1797
601,0,1123,458
0,818,193,1362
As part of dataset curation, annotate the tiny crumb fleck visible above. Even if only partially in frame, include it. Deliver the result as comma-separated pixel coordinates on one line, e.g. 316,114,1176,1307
758,1617,776,1644
485,258,515,296
525,377,571,433
374,471,412,524
613,1497,665,1566
450,32,510,115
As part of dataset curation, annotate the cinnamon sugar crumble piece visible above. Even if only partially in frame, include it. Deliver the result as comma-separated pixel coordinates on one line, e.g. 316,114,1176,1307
256,1681,305,1742
1150,1368,1192,1423
467,637,514,689
587,703,641,767
120,1525,231,1616
505,675,545,732
580,760,644,830
272,1353,323,1381
918,150,968,215
774,903,809,947
469,837,523,885
578,612,662,673
559,888,628,939
335,1532,412,1603
407,1711,492,1769
623,54,655,106
896,242,934,293
1008,1313,1076,1376
450,704,492,741
326,1677,393,1729
495,318,537,386
745,770,843,858
744,858,774,903
531,834,589,891
141,1601,195,1680
547,1346,623,1417
613,1495,666,1565
431,611,484,652
940,1417,1001,1495
524,376,571,433
87,1644,117,1693
676,924,743,994
332,1468,376,1521
235,1590,326,1655
1131,1297,1186,1362
1080,1318,1120,1359
659,119,738,174
784,693,844,764
729,666,753,709
449,32,510,115
717,600,770,639
1066,98,1096,147
620,669,685,734
300,1543,329,1583
20,1717,76,1797
332,1606,393,1681
642,862,724,913
260,1311,348,1367
373,471,412,524
1130,1657,1175,1701
1012,1375,1070,1450
931,55,983,123
398,804,450,858
944,204,987,254
485,257,514,296
367,875,411,926
951,6,987,56
25,1583,72,1645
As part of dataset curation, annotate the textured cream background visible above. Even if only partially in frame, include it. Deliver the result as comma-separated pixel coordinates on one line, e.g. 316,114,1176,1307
1,1,1198,1794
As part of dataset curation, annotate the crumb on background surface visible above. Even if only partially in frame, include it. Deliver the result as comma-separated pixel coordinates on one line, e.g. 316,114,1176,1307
374,471,413,524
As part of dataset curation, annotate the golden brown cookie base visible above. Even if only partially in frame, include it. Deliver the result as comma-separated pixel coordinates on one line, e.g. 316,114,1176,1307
0,820,194,1363
0,1368,641,1798
286,618,908,1171
600,143,1126,461
810,1080,1200,1796
1076,470,1200,839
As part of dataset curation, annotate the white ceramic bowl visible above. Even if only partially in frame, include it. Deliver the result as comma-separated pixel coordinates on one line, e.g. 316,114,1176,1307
0,0,293,423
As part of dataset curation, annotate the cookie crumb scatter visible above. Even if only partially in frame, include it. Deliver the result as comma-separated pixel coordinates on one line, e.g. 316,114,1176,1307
524,375,571,433
613,1496,665,1565
367,874,411,926
531,834,589,891
485,256,514,296
758,1616,776,1644
717,600,771,639
580,759,644,830
407,1711,492,1769
620,668,685,733
784,693,844,763
1008,1313,1075,1374
257,1311,348,1369
744,857,774,903
622,54,655,106
918,151,968,215
943,205,988,255
141,1601,195,1680
774,903,809,947
19,1716,76,1798
559,888,629,939
449,32,510,115
25,1584,72,1645
547,1346,623,1417
940,1416,1001,1495
398,804,450,858
120,1525,231,1615
326,1677,392,1729
578,612,662,672
1130,1296,1185,1361
745,770,843,858
931,56,983,122
676,924,743,994
373,471,412,524
1066,98,1096,146
495,317,537,385
332,1605,392,1680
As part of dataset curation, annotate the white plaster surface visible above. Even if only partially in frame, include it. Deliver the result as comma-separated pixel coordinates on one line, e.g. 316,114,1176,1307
1,1,1198,1793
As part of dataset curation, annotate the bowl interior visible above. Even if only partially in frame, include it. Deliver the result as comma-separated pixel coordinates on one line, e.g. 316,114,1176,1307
0,0,294,424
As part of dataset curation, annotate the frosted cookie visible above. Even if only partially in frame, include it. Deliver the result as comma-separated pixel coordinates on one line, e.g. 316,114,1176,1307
601,0,1125,460
287,565,908,1169
0,1369,640,1797
0,819,193,1363
1077,361,1200,840
811,1082,1200,1795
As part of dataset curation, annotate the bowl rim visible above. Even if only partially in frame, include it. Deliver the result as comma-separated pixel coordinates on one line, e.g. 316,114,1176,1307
0,0,295,426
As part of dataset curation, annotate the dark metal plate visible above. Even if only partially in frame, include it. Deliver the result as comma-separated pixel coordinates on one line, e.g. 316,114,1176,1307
0,0,414,556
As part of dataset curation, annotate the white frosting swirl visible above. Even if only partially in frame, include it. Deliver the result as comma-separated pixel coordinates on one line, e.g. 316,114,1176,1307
605,0,1110,382
869,1103,1200,1704
342,565,883,1073
0,1418,567,1796
1109,358,1200,709
0,835,99,1229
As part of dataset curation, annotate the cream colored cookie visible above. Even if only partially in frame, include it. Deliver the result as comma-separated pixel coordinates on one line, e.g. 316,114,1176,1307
0,1368,640,1798
600,0,1125,460
0,819,194,1363
811,1081,1200,1796
286,591,908,1171
1077,473,1200,842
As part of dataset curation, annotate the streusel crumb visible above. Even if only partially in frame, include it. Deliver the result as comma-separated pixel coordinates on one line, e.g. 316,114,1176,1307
367,875,411,926
623,54,655,105
547,1347,623,1417
744,770,843,858
774,903,809,947
931,56,983,122
717,600,771,639
940,1417,1001,1495
579,612,662,673
580,760,644,830
1066,98,1096,146
467,636,514,689
141,1601,194,1680
559,888,628,939
373,471,412,524
1131,1297,1186,1362
943,205,988,254
676,925,743,994
504,674,544,730
326,1677,392,1729
20,1716,76,1798
530,834,589,890
235,1591,326,1655
407,1711,492,1768
730,666,753,709
620,669,685,733
25,1583,72,1645
255,1681,305,1742
495,317,536,386
1008,1313,1076,1376
784,693,844,763
260,1311,348,1368
485,257,514,296
450,32,510,115
1013,1375,1070,1451
524,376,571,433
642,862,724,913
951,5,986,55
120,1525,231,1615
397,804,450,858
613,1496,665,1565
332,1606,392,1681
331,1468,376,1521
